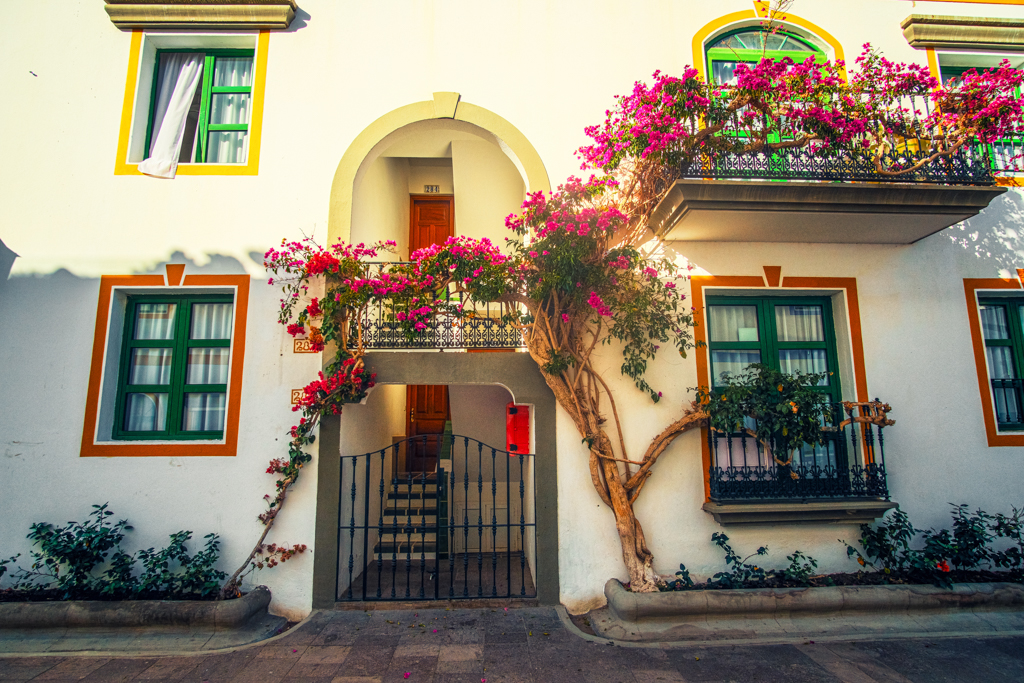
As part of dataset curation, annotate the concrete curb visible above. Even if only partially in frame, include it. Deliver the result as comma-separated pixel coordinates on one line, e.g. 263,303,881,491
604,578,1024,622
0,586,271,630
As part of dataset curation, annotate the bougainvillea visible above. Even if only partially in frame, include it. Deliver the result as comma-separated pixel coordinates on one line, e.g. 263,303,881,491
230,21,1024,596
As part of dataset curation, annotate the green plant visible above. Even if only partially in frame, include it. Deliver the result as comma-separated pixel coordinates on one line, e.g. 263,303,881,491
673,563,694,589
709,532,769,588
990,506,1024,580
6,505,225,600
0,554,19,582
781,550,819,586
697,364,833,475
843,504,1015,588
15,504,132,597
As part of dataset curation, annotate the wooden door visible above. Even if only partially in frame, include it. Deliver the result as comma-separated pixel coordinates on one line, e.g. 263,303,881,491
403,196,454,473
406,385,450,472
409,196,454,257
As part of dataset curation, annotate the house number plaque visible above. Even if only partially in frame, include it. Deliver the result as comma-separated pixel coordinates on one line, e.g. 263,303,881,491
424,185,440,193
293,338,318,353
290,389,303,405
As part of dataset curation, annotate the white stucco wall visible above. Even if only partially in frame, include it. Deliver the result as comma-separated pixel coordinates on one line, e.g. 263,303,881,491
3,0,1024,618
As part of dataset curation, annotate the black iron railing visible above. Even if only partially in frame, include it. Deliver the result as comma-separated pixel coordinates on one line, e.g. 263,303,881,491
708,402,890,501
360,263,524,350
992,378,1024,427
674,93,1007,185
336,434,537,602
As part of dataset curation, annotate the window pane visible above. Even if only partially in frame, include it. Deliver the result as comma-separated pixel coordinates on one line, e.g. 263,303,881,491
134,303,176,340
124,393,167,431
779,349,829,384
711,350,761,382
207,131,248,163
183,393,226,432
209,93,250,126
775,305,824,342
129,348,172,385
711,61,752,86
709,305,759,342
187,348,230,384
191,303,233,339
987,346,1015,379
981,305,1009,339
213,57,253,87
993,383,1022,424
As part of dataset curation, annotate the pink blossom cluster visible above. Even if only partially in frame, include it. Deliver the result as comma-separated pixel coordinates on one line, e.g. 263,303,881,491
588,291,613,317
291,359,376,415
574,44,1023,174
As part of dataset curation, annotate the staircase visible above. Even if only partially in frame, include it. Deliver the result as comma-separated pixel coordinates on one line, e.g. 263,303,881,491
375,473,440,560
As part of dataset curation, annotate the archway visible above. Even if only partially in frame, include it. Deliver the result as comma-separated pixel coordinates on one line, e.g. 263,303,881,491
327,93,551,246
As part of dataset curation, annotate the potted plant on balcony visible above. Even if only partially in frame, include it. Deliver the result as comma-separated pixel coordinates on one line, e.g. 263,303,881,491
697,364,832,484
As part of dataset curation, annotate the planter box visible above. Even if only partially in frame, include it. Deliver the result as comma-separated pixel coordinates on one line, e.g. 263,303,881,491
0,585,271,630
604,578,1024,622
591,578,1024,643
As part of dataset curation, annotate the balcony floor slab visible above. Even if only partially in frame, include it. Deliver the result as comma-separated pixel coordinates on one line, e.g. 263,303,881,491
651,179,1007,244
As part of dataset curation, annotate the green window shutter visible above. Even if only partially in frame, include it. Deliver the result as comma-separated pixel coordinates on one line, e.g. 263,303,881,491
146,49,254,165
113,294,233,441
979,298,1024,428
706,295,842,403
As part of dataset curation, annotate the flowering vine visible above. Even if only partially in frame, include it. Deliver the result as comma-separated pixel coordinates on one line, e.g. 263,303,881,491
234,13,1023,596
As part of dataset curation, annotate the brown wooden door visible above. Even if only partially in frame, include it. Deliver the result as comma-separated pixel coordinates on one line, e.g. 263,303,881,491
403,196,454,473
405,385,449,472
409,196,454,257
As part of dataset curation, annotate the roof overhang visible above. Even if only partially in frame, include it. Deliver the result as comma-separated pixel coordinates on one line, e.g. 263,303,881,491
650,179,1007,244
104,0,297,31
902,14,1024,51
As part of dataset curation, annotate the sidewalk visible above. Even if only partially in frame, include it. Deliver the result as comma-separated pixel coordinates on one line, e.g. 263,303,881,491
2,605,1024,681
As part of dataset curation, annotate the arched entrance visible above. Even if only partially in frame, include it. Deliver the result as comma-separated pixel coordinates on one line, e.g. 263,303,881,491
311,98,558,607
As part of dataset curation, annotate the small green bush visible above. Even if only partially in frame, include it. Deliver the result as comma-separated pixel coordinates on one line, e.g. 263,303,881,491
3,504,226,600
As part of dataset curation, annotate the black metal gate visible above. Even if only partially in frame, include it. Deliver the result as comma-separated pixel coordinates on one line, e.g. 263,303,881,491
336,435,537,601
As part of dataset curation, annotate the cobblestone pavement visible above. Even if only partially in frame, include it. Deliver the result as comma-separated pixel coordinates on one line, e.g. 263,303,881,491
3,606,1024,682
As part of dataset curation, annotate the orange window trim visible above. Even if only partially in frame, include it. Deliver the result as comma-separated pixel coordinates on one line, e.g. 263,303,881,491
80,272,249,457
691,274,869,500
963,277,1024,447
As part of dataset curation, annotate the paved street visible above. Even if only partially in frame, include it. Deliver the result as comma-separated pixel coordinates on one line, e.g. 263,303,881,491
3,606,1024,682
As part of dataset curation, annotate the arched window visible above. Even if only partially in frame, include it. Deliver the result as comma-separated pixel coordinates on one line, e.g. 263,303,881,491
706,28,825,84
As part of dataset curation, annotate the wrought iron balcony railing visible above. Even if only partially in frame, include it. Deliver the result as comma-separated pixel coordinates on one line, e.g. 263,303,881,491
992,378,1024,428
708,401,891,502
360,263,525,350
674,92,1016,186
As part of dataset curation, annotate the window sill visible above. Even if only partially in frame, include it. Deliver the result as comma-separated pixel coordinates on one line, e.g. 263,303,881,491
702,499,897,525
115,162,257,177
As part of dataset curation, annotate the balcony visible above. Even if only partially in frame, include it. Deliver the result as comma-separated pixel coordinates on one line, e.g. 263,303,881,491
702,401,898,525
649,95,1011,245
361,265,525,351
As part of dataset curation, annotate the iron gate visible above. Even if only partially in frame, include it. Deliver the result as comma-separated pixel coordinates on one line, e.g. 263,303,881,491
336,435,537,601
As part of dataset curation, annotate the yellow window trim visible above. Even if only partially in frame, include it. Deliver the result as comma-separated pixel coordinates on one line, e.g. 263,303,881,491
114,29,268,176
692,4,847,82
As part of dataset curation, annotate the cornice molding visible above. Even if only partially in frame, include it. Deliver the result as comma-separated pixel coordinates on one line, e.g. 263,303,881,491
902,14,1024,51
104,0,297,30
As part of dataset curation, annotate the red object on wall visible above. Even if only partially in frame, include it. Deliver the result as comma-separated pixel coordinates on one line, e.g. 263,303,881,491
506,403,530,454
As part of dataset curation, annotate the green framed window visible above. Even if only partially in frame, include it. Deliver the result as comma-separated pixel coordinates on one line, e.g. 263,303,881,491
706,295,842,403
113,295,234,440
705,28,826,85
940,65,1022,175
145,50,254,165
978,298,1024,428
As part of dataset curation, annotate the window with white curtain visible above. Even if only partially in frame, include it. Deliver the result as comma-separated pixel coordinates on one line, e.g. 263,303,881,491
978,298,1024,428
706,295,842,403
138,50,254,178
114,295,234,440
